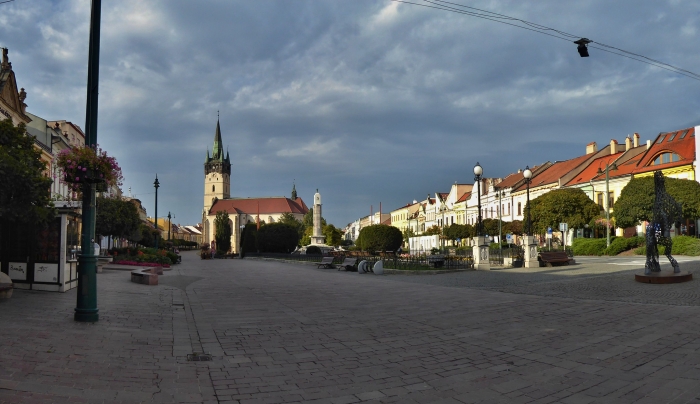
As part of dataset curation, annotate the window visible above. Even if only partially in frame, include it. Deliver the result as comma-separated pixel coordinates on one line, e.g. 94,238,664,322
212,185,215,192
608,192,614,209
657,135,666,144
668,132,677,141
597,193,603,207
517,202,522,216
508,203,510,215
680,130,689,139
650,152,681,166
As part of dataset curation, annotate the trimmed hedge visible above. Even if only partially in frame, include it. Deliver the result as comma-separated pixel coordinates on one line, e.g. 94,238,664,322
572,238,608,256
635,235,700,256
305,245,322,255
355,224,403,253
257,223,299,253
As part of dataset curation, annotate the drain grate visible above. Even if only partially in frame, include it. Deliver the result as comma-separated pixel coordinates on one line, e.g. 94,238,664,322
187,353,213,361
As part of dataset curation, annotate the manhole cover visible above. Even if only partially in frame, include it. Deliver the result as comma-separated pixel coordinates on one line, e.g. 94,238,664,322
187,353,213,361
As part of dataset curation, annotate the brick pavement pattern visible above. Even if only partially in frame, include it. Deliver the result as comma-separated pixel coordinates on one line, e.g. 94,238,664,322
2,253,700,403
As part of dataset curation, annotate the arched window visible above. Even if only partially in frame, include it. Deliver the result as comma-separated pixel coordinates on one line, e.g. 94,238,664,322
518,202,522,216
650,152,681,166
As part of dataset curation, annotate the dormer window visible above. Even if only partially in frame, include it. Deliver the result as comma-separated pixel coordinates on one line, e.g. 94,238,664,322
650,152,681,166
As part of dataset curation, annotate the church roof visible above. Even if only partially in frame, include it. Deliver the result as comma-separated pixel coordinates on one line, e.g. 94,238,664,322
209,196,309,216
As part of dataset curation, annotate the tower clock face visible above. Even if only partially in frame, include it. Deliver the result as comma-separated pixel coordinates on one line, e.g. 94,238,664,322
314,194,321,205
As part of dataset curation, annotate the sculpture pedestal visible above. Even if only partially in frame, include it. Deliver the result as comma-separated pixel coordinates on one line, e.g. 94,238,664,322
523,236,539,268
635,271,692,284
472,236,490,271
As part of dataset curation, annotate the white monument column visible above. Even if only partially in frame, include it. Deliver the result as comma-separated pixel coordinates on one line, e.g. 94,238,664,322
523,235,539,268
310,189,326,245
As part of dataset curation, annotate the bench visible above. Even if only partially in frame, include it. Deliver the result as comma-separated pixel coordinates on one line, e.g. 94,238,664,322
538,251,571,267
130,267,164,285
0,272,13,298
337,257,358,271
427,255,445,268
317,257,336,269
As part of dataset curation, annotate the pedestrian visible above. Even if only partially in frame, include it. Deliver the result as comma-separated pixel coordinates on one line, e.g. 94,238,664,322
210,240,216,259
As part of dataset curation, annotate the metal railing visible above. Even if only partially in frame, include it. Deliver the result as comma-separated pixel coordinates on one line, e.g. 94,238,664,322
244,251,475,270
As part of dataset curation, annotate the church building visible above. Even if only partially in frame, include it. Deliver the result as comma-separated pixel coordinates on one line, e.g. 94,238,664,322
202,119,309,253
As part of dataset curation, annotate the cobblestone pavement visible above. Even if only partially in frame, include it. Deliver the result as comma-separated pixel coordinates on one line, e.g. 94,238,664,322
3,252,700,403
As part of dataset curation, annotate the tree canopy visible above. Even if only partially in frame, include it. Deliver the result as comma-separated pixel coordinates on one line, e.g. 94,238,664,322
355,224,402,252
257,222,299,253
443,223,474,241
214,210,232,254
529,188,600,234
96,196,141,247
0,118,54,225
613,176,700,228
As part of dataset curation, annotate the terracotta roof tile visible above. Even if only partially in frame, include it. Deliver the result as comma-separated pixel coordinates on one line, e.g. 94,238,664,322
209,197,309,216
631,127,695,175
515,156,588,191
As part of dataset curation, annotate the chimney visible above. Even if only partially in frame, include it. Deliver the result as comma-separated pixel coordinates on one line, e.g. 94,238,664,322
610,139,618,154
625,136,632,151
647,140,651,149
1,48,8,69
633,133,640,147
586,142,598,154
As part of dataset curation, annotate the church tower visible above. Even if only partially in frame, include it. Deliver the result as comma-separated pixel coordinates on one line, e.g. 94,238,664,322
203,119,231,215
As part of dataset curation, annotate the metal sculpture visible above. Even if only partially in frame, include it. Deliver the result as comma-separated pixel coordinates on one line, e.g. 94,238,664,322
645,171,683,274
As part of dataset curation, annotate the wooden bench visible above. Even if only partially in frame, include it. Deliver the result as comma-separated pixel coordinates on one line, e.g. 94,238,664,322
317,257,336,269
337,257,358,271
538,251,570,267
130,267,164,285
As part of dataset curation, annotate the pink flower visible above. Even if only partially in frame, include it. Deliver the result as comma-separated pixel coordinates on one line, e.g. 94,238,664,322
82,167,87,172
75,177,80,181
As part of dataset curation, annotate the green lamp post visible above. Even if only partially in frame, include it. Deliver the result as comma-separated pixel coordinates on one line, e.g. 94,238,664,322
74,0,102,323
154,175,160,250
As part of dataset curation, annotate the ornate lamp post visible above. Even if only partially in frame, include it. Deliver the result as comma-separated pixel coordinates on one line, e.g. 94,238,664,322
154,175,160,250
167,211,171,241
597,162,618,247
474,162,483,237
523,166,532,236
497,189,505,252
74,0,102,323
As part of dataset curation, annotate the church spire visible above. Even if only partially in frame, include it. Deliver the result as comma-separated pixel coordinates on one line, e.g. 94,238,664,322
213,118,224,161
291,182,297,200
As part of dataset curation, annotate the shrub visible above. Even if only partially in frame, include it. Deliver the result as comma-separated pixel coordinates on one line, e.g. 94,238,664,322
257,223,299,253
356,224,403,253
305,245,322,255
572,238,608,256
603,236,644,256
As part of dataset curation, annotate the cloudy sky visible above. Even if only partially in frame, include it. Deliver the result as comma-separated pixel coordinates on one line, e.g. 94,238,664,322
2,0,700,228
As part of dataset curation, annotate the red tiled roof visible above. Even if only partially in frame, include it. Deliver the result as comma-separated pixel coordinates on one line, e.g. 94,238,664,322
566,153,624,186
209,197,309,216
515,156,589,191
631,127,695,175
456,192,471,203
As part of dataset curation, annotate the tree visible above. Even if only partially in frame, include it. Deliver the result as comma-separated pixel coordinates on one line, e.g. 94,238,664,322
300,226,313,246
214,210,232,254
356,224,403,252
481,218,501,238
96,196,140,249
240,223,258,256
503,220,523,236
137,223,159,247
257,223,299,253
614,176,700,228
443,223,474,242
300,207,326,240
424,225,442,236
529,188,600,234
323,224,343,247
402,227,416,246
0,118,54,225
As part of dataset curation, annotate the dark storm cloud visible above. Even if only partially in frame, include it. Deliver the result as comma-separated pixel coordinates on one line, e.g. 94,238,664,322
1,0,699,227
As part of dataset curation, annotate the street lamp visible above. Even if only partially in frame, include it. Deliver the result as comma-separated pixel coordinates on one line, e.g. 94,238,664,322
154,175,160,250
474,162,483,237
167,211,171,241
597,162,618,247
497,189,505,251
523,166,532,236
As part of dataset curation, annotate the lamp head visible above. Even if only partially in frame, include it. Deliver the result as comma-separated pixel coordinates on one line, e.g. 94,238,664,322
574,38,591,57
610,162,618,171
154,175,160,189
473,162,483,177
523,166,532,179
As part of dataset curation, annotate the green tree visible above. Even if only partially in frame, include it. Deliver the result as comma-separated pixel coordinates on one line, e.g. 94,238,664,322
323,224,343,247
503,220,523,236
214,210,232,254
300,207,326,241
137,223,159,247
0,118,54,225
257,222,299,253
481,218,501,238
402,227,416,246
443,223,474,242
424,225,442,236
300,226,313,246
613,176,700,228
529,188,600,234
96,196,141,249
356,224,403,252
239,223,258,257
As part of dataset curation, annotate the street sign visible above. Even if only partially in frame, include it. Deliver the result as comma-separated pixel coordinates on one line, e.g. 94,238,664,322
547,227,553,234
559,223,568,232
506,234,512,243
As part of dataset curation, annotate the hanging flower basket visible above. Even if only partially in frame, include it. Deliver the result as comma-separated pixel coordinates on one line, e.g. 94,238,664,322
55,145,123,193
